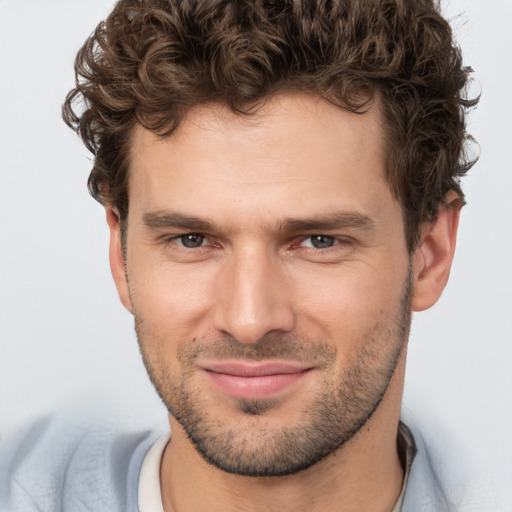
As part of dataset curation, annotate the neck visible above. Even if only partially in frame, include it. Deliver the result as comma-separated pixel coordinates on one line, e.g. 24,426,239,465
160,353,407,512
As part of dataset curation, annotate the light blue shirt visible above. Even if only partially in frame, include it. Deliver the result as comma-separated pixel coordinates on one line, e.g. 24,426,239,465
0,415,153,512
0,413,506,511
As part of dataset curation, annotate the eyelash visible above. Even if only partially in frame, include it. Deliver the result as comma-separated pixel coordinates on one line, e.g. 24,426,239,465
165,233,351,252
297,235,339,250
171,233,208,249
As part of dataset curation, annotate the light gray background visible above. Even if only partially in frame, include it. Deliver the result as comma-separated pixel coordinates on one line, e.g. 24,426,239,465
1,0,511,493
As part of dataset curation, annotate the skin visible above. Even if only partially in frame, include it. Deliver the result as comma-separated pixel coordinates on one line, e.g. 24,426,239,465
107,93,460,512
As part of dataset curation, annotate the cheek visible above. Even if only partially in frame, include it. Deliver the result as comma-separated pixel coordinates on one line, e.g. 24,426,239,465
291,261,407,339
130,268,212,381
127,259,215,335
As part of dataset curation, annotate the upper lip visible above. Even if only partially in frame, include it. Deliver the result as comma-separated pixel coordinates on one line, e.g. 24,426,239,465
199,360,313,377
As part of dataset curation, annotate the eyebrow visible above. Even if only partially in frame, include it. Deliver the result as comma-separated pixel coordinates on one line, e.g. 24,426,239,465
142,210,375,234
277,212,375,233
142,211,220,232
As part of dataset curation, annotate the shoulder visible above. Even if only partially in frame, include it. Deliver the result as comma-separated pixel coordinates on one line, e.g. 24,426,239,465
0,414,159,512
402,421,467,512
401,415,512,512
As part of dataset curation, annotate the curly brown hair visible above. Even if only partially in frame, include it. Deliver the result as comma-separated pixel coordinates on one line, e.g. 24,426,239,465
63,0,478,251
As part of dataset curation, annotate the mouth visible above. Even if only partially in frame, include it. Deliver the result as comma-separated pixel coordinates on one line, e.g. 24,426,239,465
198,360,314,400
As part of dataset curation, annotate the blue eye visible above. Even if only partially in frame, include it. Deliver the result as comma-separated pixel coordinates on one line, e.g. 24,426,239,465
304,235,336,249
179,234,205,248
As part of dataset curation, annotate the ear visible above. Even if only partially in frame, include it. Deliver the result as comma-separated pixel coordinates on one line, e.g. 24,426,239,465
106,207,133,313
411,192,461,312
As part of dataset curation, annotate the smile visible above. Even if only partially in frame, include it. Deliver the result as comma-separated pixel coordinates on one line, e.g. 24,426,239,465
199,361,313,400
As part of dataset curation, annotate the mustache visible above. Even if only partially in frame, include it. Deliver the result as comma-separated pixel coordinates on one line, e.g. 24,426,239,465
177,333,337,365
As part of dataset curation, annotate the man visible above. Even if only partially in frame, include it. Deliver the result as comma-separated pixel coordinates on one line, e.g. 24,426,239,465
0,0,482,511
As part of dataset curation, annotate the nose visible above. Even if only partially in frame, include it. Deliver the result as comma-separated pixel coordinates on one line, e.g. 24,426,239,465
212,247,295,344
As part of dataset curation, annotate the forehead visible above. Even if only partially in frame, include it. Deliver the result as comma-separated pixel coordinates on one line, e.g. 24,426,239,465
127,93,392,223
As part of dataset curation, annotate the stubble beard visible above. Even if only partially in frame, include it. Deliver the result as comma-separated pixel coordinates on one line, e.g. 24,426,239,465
134,270,413,477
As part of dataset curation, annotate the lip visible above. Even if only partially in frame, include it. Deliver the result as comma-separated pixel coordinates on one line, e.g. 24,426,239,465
199,360,313,400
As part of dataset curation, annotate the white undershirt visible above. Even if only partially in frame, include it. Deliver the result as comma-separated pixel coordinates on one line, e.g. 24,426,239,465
138,432,170,512
137,424,414,512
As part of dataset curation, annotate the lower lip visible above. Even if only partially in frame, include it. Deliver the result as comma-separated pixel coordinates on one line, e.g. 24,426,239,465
203,370,311,400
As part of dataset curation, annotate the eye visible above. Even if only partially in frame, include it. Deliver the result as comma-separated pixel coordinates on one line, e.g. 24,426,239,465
301,235,337,249
177,233,206,248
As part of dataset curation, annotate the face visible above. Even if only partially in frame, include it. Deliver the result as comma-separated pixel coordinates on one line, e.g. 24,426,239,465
116,94,414,476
